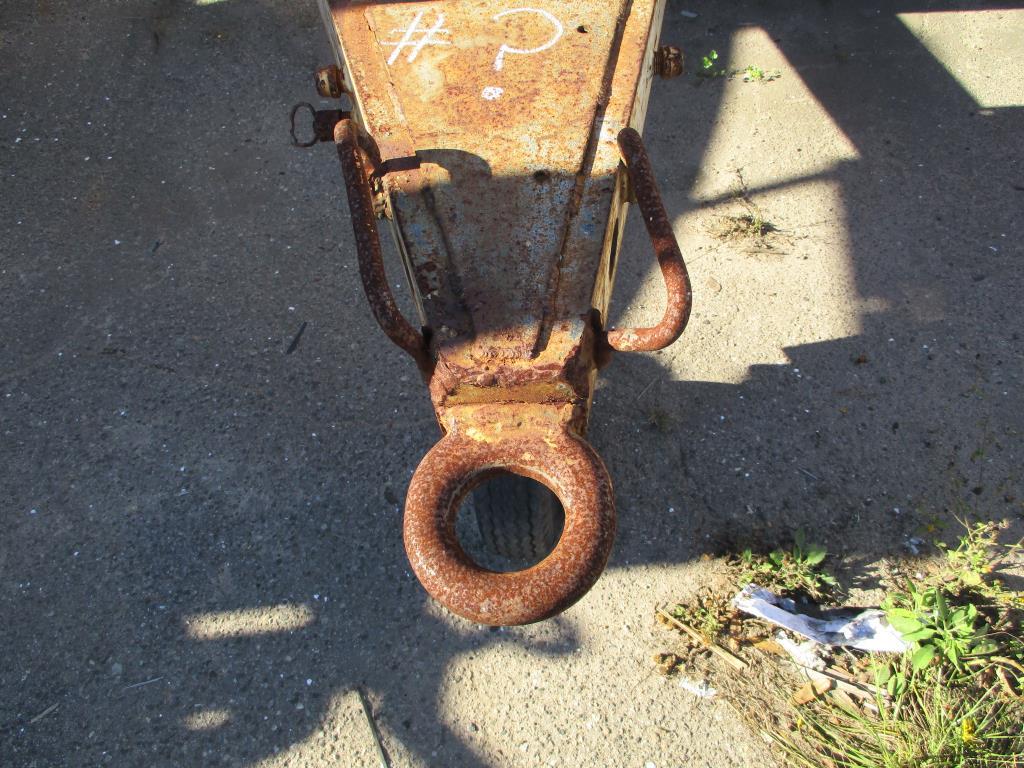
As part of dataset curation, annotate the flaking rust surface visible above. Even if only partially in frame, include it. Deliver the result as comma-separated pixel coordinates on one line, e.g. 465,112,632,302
322,0,662,376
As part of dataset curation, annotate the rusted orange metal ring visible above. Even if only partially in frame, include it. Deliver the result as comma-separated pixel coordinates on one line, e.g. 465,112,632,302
404,429,616,625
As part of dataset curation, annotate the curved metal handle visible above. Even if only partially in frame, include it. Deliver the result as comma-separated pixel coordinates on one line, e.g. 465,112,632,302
403,428,616,626
604,127,692,353
334,118,430,371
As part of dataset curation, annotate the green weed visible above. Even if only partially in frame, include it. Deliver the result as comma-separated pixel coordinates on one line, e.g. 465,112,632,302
771,521,1023,767
776,674,1022,768
670,597,725,641
698,49,726,78
738,65,781,82
717,211,777,240
939,520,1021,604
737,529,837,601
885,583,998,679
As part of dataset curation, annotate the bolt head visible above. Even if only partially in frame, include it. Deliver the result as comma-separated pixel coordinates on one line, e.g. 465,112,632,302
654,46,684,79
315,65,345,98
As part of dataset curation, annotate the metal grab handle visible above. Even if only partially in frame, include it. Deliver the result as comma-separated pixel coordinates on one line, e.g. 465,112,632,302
403,428,616,626
333,118,430,371
604,127,692,352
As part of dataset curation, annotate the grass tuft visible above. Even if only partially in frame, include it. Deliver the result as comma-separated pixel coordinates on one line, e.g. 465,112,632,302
772,520,1023,767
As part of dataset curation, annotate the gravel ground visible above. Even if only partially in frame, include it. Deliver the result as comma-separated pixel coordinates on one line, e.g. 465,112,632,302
2,1,1022,766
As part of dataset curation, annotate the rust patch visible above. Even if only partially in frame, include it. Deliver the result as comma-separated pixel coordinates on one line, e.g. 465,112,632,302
653,45,684,79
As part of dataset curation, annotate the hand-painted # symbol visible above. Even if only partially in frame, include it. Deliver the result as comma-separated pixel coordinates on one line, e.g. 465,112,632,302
381,10,451,65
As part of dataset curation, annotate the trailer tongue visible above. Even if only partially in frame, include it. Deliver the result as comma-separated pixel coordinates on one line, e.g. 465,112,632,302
300,0,690,625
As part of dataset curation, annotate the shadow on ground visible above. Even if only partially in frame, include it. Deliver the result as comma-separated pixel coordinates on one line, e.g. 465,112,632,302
1,1,1021,766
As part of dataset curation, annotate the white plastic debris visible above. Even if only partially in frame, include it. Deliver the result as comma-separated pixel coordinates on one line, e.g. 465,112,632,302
775,632,826,670
732,585,909,653
904,536,925,555
677,676,717,699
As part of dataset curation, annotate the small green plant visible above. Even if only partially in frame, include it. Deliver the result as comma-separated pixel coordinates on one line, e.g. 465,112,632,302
667,587,732,641
712,171,779,246
942,519,998,583
738,530,837,600
719,211,776,240
670,600,723,641
885,582,997,677
939,520,1020,603
776,674,1023,768
698,49,725,78
737,65,781,82
878,521,1020,698
643,405,672,433
770,519,1023,767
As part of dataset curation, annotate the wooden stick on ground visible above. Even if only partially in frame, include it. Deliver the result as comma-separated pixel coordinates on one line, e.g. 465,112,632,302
29,703,59,724
656,607,748,671
357,686,392,768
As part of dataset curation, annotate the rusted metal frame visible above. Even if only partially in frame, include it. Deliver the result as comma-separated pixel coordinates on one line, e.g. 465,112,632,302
314,0,686,626
333,118,431,372
386,167,476,357
652,45,683,79
289,103,432,366
334,0,633,375
602,127,692,352
532,0,632,359
329,2,419,163
325,1,452,359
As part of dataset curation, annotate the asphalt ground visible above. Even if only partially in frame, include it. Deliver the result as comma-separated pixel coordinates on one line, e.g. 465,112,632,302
2,1,1022,766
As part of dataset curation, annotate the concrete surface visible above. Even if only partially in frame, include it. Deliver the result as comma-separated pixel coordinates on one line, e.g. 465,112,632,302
2,1,1022,766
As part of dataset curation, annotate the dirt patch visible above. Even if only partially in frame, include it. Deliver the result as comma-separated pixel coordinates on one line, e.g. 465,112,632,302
652,523,1023,767
713,211,778,241
708,171,793,257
